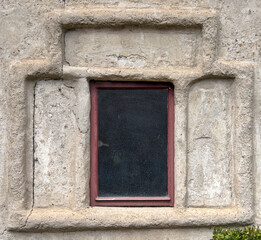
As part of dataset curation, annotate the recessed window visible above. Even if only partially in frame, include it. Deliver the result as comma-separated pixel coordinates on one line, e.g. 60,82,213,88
90,81,174,206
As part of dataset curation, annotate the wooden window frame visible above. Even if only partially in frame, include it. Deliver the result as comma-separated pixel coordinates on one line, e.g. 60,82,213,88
90,81,174,207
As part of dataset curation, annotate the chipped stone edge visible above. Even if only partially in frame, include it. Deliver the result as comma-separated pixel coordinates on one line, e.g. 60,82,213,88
5,7,254,232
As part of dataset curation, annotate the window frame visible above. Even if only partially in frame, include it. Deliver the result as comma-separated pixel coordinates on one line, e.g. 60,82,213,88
90,81,174,207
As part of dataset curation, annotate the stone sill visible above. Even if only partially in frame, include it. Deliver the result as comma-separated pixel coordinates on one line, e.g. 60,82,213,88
8,207,253,232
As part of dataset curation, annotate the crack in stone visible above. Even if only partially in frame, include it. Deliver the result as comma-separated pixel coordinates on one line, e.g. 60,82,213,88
195,136,211,140
24,81,37,229
61,82,89,134
63,82,75,89
71,107,89,134
22,207,34,229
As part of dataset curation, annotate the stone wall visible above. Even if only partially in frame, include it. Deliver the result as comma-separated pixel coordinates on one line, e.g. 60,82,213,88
1,0,261,239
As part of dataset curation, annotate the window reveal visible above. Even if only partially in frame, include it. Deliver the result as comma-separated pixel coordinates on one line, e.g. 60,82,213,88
90,82,174,206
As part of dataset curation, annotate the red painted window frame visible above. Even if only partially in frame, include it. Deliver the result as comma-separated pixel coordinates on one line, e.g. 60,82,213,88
90,81,174,207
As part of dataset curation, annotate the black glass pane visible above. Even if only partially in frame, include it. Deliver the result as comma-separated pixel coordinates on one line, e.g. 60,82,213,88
98,88,168,197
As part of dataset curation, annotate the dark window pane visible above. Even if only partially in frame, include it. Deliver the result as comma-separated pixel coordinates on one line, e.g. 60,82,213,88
98,88,168,197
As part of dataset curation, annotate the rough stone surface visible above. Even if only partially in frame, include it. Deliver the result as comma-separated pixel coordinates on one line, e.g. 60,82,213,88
4,228,213,240
34,79,90,209
34,80,76,208
0,59,6,235
65,27,201,68
0,0,260,239
254,66,261,225
187,80,233,207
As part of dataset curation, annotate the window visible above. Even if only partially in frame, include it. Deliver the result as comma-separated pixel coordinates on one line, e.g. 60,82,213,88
90,81,174,206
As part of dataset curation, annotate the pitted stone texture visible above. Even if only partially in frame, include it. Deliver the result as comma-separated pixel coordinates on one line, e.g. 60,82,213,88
5,228,213,240
187,80,233,207
254,65,261,224
34,80,77,208
0,77,6,234
65,0,212,8
65,27,201,69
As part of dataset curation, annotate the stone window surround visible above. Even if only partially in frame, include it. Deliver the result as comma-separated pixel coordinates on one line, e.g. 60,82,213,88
6,8,254,232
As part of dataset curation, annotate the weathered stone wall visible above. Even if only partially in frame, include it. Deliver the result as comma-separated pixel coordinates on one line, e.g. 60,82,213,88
1,0,261,239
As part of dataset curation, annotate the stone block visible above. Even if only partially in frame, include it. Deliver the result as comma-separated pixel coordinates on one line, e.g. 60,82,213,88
187,79,233,207
65,27,201,69
34,80,77,208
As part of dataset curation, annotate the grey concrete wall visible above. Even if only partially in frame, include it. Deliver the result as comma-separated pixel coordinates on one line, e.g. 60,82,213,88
1,0,261,239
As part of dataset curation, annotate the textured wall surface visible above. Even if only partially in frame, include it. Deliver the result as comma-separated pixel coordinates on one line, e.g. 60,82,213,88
187,80,233,207
34,79,90,208
0,0,260,239
4,228,213,240
34,80,76,208
65,27,201,68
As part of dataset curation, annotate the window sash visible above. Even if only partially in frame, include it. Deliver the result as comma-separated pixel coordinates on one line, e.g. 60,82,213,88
90,81,174,207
